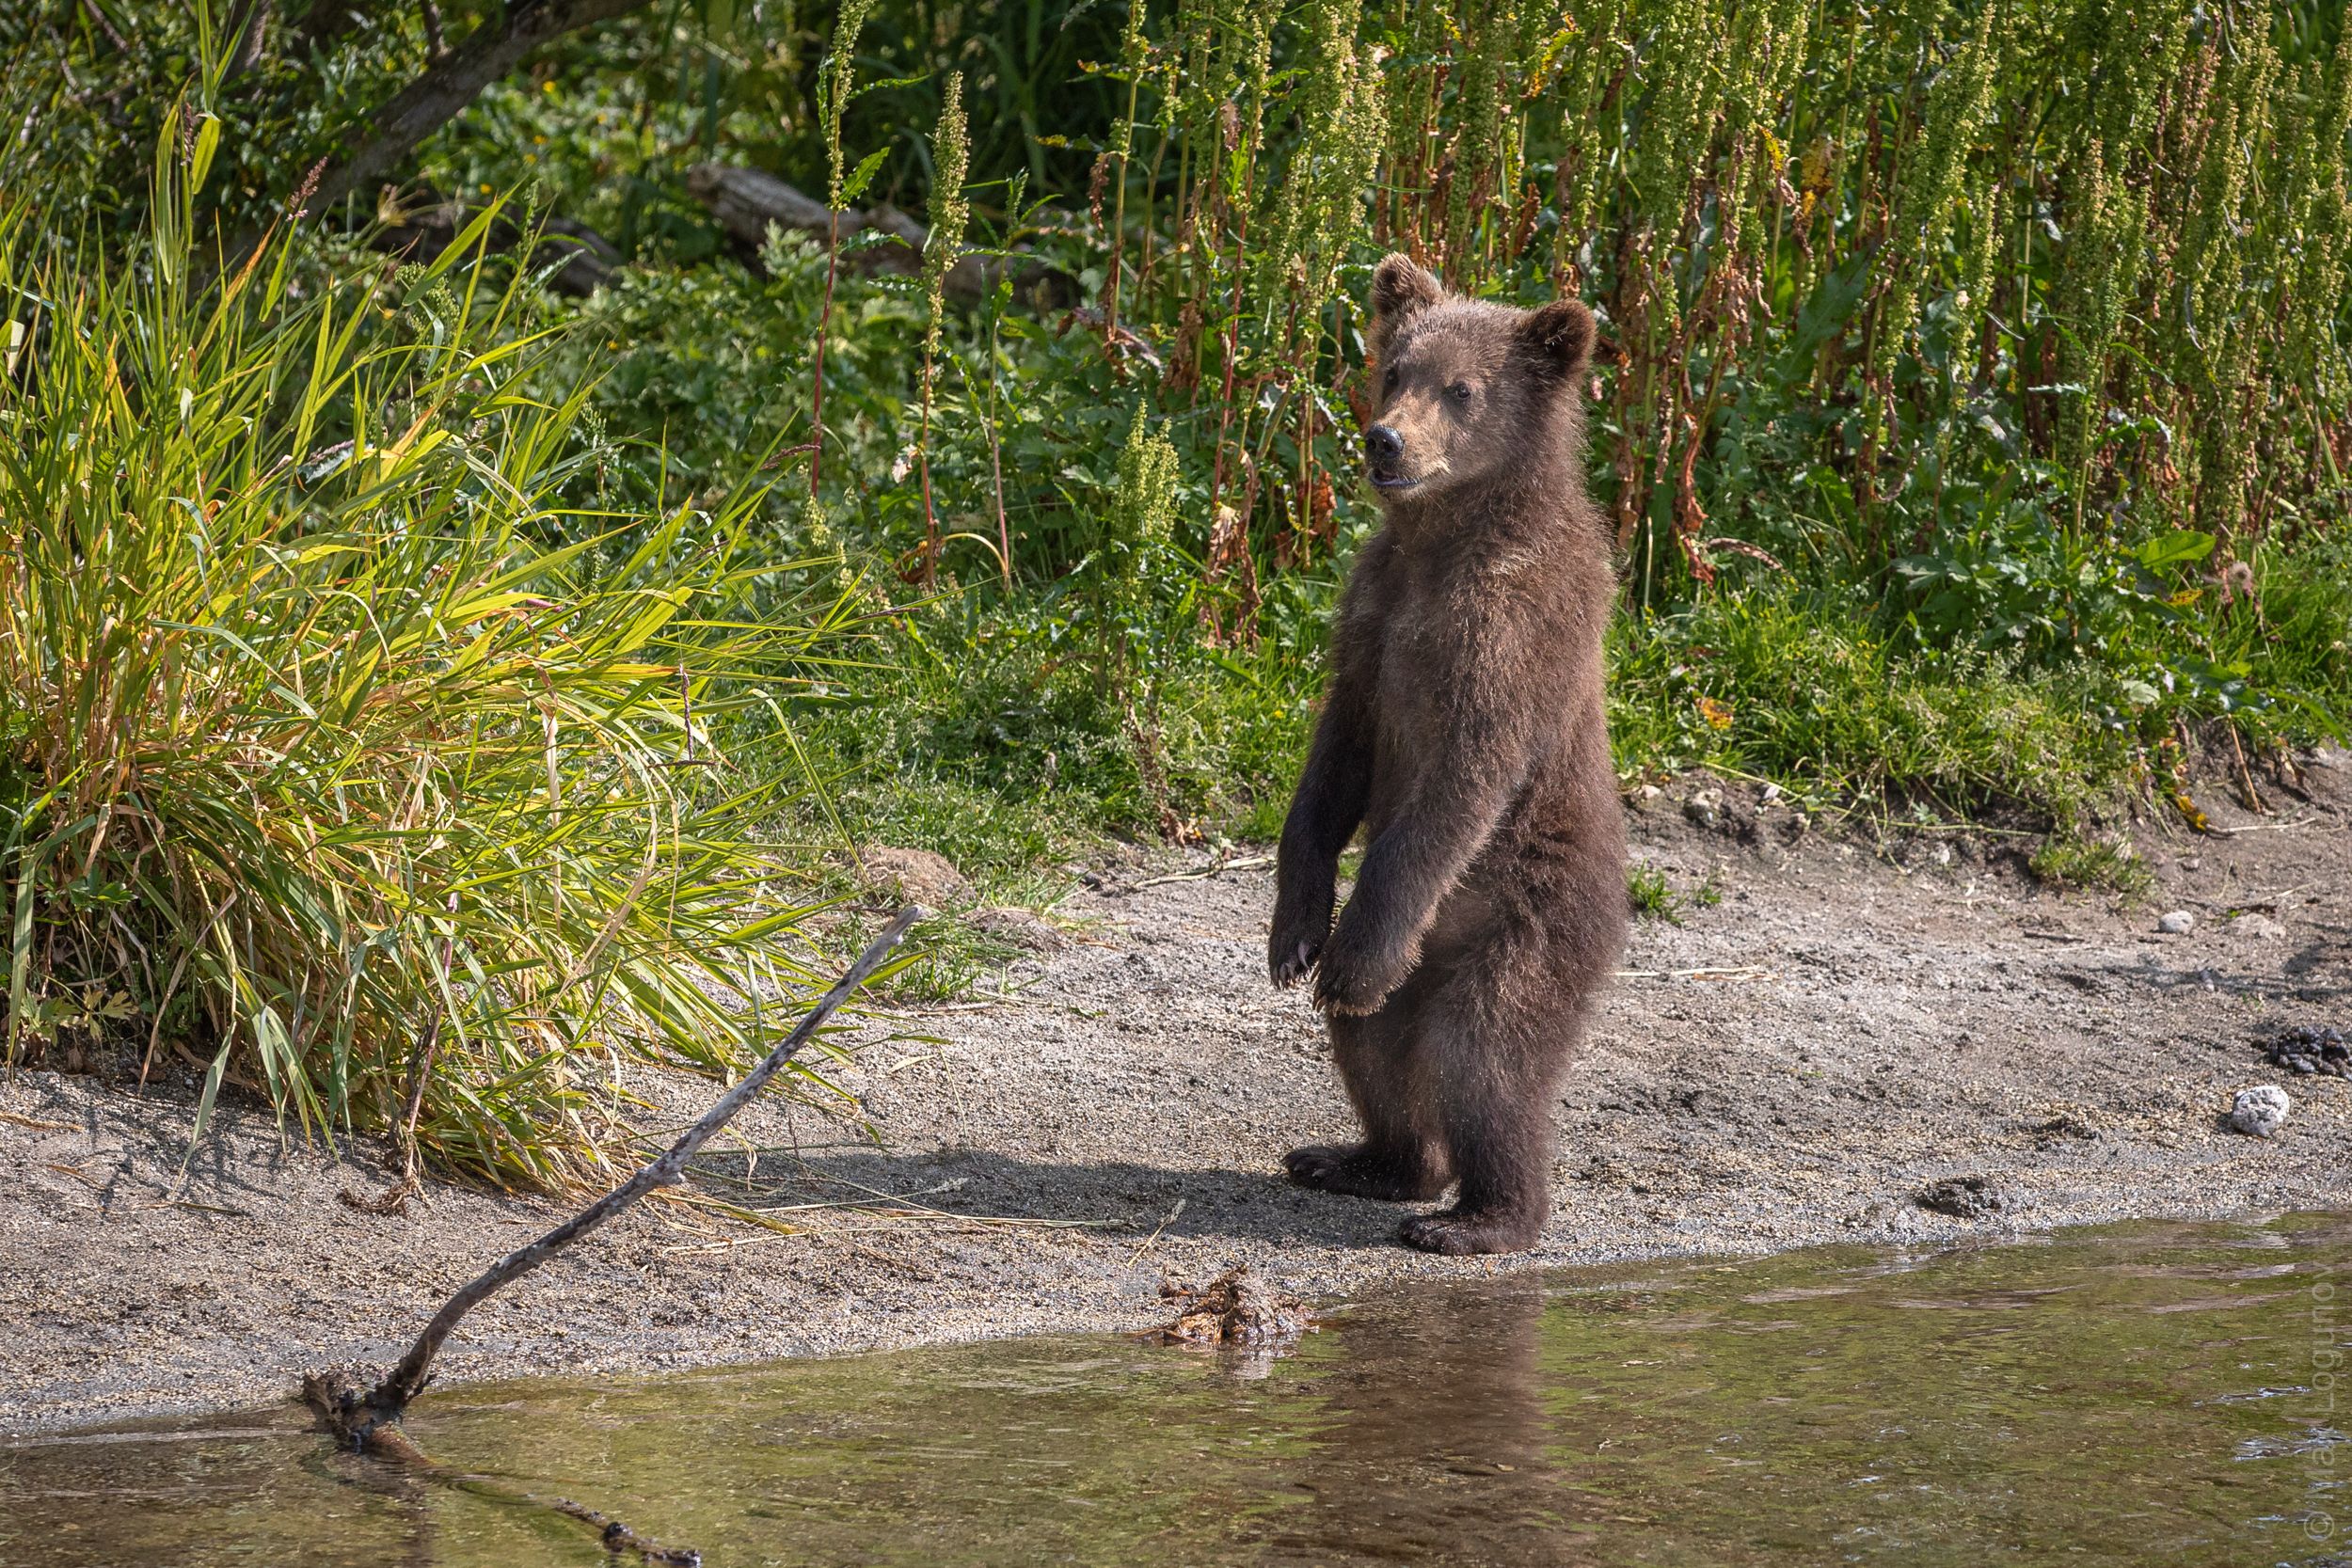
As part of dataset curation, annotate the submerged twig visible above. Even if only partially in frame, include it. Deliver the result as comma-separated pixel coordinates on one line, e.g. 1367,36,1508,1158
294,1410,703,1565
304,908,925,1448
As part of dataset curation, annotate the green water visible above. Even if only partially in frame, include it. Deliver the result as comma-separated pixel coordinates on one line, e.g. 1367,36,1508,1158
5,1215,2346,1567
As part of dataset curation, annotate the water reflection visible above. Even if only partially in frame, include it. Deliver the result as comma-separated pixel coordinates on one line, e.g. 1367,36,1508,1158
2,1214,2344,1567
1256,1277,1566,1565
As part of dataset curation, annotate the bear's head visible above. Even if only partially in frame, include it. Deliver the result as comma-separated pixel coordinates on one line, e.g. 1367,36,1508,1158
1360,254,1595,502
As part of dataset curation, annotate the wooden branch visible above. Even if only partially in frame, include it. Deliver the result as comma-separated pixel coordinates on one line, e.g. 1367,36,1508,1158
686,163,1080,310
308,907,924,1443
296,1367,702,1563
311,0,654,214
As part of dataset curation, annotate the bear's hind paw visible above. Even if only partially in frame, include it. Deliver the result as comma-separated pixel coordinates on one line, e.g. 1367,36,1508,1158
1283,1143,1443,1202
1397,1208,1541,1256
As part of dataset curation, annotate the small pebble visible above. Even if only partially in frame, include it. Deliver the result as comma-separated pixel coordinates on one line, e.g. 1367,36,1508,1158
2229,1085,2291,1137
1915,1175,2013,1220
1683,789,1723,829
2156,910,2195,935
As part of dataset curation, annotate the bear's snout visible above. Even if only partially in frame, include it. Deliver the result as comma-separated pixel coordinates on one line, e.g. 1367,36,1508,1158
1366,423,1404,464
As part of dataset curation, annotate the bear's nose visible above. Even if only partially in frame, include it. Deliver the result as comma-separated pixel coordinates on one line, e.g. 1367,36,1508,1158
1366,424,1403,464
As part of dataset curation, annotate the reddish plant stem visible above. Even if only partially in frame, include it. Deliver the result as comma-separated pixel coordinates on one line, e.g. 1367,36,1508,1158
808,211,842,499
1206,132,1261,518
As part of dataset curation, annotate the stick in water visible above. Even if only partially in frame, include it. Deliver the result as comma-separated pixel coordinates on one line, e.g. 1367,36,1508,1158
310,906,926,1443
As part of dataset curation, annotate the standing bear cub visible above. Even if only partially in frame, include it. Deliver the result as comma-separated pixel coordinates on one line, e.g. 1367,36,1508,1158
1268,254,1629,1257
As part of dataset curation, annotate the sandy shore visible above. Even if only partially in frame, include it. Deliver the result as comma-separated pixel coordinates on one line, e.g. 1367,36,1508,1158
5,762,2347,1434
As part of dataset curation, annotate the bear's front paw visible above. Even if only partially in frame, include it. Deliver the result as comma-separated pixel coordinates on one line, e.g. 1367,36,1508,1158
1312,967,1386,1016
1267,890,1333,990
1267,926,1324,989
1311,942,1408,1016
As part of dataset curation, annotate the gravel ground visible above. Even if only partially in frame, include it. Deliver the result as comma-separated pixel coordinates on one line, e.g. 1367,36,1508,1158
4,760,2347,1434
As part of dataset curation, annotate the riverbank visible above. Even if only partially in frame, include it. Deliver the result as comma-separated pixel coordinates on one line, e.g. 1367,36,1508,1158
5,764,2347,1434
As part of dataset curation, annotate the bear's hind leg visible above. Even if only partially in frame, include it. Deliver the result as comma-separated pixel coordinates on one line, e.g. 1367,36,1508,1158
1286,1002,1449,1203
1394,1073,1549,1256
1397,954,1568,1257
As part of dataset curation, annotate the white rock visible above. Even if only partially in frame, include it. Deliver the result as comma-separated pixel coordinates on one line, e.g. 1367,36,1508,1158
1684,789,1723,829
2229,912,2286,941
2156,910,2195,934
2230,1085,2291,1137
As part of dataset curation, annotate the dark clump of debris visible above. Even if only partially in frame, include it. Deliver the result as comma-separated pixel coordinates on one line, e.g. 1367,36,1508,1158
2265,1025,2349,1080
1150,1267,1315,1346
1916,1176,2015,1221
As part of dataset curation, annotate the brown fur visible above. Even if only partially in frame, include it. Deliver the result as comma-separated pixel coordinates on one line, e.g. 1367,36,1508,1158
1267,255,1628,1256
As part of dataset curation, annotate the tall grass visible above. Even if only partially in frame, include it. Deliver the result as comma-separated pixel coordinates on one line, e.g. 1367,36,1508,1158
1080,1,2349,607
20,1,2342,863
0,112,879,1188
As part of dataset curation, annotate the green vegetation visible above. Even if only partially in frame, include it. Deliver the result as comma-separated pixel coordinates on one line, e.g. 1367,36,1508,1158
1628,864,1723,923
1626,866,1678,921
4,0,2348,1180
2026,833,2153,895
0,117,884,1186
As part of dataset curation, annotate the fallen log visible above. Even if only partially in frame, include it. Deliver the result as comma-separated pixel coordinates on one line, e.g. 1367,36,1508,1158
685,163,1079,310
303,907,925,1483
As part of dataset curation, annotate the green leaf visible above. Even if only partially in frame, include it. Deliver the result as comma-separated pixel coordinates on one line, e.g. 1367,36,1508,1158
2135,531,2216,570
189,114,221,191
840,148,890,206
853,71,934,100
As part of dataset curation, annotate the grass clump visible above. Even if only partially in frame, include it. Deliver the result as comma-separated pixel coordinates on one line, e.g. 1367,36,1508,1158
0,125,870,1189
1606,590,2144,827
1627,867,1678,922
2027,836,2153,895
1627,865,1724,925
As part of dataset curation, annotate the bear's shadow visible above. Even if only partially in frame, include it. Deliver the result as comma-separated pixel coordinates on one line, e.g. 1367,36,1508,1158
691,1144,1415,1251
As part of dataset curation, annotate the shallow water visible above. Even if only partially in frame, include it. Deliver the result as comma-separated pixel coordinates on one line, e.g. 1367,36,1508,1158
5,1214,2347,1567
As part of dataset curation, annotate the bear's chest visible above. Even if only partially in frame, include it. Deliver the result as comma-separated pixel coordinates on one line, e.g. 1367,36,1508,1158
1371,585,1458,768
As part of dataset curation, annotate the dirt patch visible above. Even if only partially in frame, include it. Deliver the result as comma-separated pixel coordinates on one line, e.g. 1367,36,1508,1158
4,768,2347,1434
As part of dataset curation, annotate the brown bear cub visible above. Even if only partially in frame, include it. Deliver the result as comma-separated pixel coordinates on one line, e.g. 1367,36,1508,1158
1268,254,1628,1257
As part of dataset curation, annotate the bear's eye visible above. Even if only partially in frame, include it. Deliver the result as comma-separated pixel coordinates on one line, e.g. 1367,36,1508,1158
1383,365,1399,393
1448,381,1474,404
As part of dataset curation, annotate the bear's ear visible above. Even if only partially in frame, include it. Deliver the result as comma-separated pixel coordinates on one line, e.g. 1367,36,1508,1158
1520,298,1596,382
1370,254,1444,323
1368,254,1443,356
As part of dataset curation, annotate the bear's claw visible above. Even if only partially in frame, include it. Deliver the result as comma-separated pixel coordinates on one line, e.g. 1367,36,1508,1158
1269,936,1319,989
